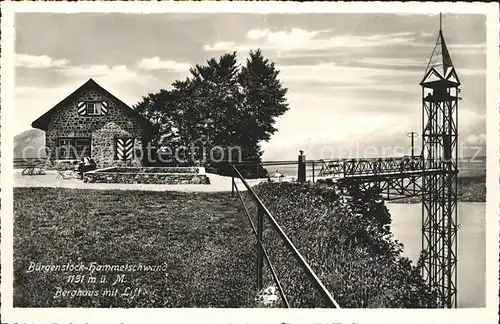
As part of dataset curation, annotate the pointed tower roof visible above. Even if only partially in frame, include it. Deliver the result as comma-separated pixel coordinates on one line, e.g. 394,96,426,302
420,15,460,87
424,30,454,78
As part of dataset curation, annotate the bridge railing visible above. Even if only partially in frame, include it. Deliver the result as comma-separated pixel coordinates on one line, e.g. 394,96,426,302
318,156,426,177
225,156,428,186
228,159,329,183
231,165,340,308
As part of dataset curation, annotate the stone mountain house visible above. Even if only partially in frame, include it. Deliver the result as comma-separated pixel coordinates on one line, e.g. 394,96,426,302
31,79,155,169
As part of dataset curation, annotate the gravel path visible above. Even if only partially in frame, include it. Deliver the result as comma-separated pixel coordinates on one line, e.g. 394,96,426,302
13,170,268,192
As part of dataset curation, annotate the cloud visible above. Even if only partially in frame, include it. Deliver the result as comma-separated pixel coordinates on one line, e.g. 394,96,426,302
203,41,238,52
325,32,416,48
464,133,486,146
416,43,487,55
247,28,328,44
265,90,420,147
351,57,485,77
16,83,87,130
16,54,69,68
266,28,327,46
137,57,191,72
16,86,43,96
55,64,154,87
459,109,486,128
355,57,427,68
16,85,77,98
278,62,423,87
59,64,135,78
204,28,486,62
458,67,486,76
247,28,270,40
261,97,485,161
203,29,421,53
448,43,487,50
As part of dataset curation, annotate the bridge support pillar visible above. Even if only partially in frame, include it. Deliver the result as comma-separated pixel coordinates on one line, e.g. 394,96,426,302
298,150,306,182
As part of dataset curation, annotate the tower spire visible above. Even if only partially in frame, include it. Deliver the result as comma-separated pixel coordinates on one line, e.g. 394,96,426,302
421,13,459,85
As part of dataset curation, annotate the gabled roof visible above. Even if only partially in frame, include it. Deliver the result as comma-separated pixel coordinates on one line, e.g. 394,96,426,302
31,78,154,133
420,30,460,86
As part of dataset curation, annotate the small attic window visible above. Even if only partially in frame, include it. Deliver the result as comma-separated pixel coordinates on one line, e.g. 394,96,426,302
86,102,102,115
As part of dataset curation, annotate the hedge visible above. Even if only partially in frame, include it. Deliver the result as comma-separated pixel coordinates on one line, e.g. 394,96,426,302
242,181,439,308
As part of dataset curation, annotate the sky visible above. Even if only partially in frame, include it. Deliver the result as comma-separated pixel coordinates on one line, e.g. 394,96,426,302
14,13,487,160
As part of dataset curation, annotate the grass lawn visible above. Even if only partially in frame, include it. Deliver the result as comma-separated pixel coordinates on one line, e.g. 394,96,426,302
13,188,256,308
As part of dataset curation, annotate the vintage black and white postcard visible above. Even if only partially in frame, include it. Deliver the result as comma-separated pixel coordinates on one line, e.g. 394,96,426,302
1,1,499,324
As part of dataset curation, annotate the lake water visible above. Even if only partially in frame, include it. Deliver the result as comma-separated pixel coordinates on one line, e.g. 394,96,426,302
388,202,486,308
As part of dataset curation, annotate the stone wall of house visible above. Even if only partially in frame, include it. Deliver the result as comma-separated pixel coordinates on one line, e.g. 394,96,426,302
92,121,143,168
83,172,210,185
44,86,146,169
103,167,200,174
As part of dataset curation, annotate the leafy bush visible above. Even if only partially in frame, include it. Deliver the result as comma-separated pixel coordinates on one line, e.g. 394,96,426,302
242,181,439,308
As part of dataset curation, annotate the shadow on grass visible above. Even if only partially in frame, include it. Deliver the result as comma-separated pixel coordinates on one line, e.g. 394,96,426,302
14,188,256,308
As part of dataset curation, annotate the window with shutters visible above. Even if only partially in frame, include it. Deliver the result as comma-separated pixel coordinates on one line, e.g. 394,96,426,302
115,138,135,160
86,102,102,115
77,101,108,116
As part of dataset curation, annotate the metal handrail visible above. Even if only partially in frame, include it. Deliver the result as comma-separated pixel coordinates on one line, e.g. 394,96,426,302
232,178,291,307
232,165,340,308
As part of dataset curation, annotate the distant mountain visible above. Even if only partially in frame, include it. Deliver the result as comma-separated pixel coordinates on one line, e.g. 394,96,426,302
14,129,45,159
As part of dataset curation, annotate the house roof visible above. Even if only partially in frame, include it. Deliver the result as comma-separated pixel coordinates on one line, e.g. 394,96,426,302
31,78,155,133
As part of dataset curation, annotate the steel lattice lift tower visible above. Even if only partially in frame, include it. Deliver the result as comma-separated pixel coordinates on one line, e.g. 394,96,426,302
316,15,461,307
420,15,460,308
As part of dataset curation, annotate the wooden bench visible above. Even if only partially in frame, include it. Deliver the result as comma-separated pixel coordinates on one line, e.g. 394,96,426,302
21,163,46,176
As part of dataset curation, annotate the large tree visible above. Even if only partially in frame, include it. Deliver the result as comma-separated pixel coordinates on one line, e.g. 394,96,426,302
133,50,289,175
238,49,289,144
